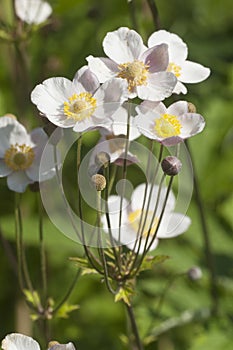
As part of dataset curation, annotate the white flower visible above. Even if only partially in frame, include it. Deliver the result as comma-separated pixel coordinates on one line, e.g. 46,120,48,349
101,183,191,254
135,100,205,145
0,116,54,193
148,30,210,94
87,27,177,101
31,66,128,133
15,0,52,25
1,333,76,350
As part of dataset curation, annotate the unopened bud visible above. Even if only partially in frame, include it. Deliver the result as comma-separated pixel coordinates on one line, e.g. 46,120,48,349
5,113,17,120
187,266,202,281
161,156,182,176
95,151,110,168
91,174,106,191
188,102,197,113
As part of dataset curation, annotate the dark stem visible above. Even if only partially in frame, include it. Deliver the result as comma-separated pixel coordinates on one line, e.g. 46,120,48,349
146,0,161,30
125,303,144,350
128,0,139,31
186,140,218,314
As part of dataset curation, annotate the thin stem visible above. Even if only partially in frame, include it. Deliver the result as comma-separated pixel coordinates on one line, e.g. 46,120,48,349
128,0,138,31
37,192,47,304
146,0,161,30
186,140,218,314
125,303,144,350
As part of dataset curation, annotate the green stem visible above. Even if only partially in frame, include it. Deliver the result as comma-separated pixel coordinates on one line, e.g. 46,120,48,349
37,193,47,304
146,0,161,30
125,303,144,350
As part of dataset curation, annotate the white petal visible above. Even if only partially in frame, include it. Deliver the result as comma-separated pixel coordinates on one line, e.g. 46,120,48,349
7,171,33,192
15,0,52,25
73,117,102,133
73,66,100,94
137,71,177,101
49,343,76,350
2,334,40,350
179,60,211,83
167,101,189,116
137,101,166,115
148,29,188,63
46,114,76,128
94,78,128,105
140,44,169,72
31,77,75,116
179,113,206,138
103,27,145,63
0,159,12,177
134,112,157,140
111,108,141,141
86,55,118,83
127,237,159,254
157,213,191,238
173,81,187,94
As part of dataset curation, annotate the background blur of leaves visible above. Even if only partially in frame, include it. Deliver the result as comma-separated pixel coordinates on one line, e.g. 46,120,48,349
0,0,232,349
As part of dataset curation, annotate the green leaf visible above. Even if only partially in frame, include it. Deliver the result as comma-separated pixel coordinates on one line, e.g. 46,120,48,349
56,303,79,319
23,289,41,309
140,255,170,272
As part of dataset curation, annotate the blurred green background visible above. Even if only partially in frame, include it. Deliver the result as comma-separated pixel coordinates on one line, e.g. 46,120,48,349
0,0,233,349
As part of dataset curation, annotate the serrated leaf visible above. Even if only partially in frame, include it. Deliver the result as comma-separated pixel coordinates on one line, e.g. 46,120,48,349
140,255,170,272
114,284,134,306
56,303,79,319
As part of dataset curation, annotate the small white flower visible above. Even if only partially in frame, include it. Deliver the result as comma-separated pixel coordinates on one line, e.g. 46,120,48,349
15,0,52,25
148,30,210,94
135,100,205,145
87,27,177,101
0,116,54,193
1,333,76,350
101,183,191,254
31,66,128,133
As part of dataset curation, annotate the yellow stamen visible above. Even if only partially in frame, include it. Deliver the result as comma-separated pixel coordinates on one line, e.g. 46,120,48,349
117,60,149,92
128,209,158,238
167,62,181,78
154,113,181,138
64,92,97,121
4,144,35,171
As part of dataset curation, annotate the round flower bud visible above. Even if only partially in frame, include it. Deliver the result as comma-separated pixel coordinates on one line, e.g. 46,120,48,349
161,156,182,176
95,151,110,168
187,266,203,281
188,102,197,113
91,174,106,191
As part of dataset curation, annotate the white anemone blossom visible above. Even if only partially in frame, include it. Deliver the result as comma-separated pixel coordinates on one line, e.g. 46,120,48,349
101,183,191,254
148,29,211,94
89,105,141,167
135,100,205,145
0,116,55,193
87,27,177,101
15,0,52,25
1,333,76,350
31,66,128,133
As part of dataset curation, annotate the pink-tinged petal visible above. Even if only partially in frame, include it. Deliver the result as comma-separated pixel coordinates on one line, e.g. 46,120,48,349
31,77,75,116
94,78,128,106
137,101,166,115
137,71,177,101
167,101,189,116
148,30,188,63
103,27,145,63
157,213,191,238
86,56,118,83
0,160,12,177
73,66,100,94
161,136,183,146
114,152,139,166
140,44,169,73
173,81,187,94
179,113,205,138
7,171,33,192
179,60,211,83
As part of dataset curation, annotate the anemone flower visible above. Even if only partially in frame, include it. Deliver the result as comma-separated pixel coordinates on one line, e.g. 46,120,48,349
15,0,52,25
101,183,191,254
87,27,177,100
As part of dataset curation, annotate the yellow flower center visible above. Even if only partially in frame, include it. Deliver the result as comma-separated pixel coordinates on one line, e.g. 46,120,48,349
64,92,97,121
117,60,149,92
4,144,35,171
128,209,158,238
154,113,182,138
167,62,181,78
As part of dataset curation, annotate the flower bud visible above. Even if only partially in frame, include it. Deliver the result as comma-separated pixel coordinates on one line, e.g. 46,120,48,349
91,174,106,191
187,266,202,281
95,151,110,168
161,156,182,176
188,102,197,113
